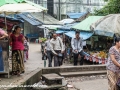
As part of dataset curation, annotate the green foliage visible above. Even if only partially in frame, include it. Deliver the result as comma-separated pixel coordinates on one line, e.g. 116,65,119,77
104,0,108,2
94,0,120,16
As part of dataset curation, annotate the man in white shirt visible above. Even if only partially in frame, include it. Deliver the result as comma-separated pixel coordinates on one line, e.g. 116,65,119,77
44,37,53,67
71,31,85,66
50,33,64,67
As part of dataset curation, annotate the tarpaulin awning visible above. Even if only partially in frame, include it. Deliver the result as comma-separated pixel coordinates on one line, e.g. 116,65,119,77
57,23,78,30
0,15,23,22
56,30,69,34
90,14,120,37
59,19,74,24
38,25,62,30
65,31,93,40
0,15,23,30
17,13,41,25
72,16,103,31
67,12,87,19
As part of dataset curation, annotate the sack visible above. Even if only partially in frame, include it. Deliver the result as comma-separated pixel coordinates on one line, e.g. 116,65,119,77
117,78,120,88
42,54,47,60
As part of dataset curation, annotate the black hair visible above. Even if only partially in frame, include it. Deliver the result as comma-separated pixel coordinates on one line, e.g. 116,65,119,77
115,37,120,44
50,36,52,39
25,36,29,41
12,26,21,34
75,31,80,34
52,32,57,35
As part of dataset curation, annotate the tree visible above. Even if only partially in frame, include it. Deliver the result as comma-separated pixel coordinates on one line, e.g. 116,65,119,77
94,0,120,16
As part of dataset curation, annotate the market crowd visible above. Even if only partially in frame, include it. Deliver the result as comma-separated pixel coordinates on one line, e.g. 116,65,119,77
43,31,85,67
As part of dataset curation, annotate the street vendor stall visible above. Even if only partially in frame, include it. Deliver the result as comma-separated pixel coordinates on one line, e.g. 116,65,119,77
70,16,110,64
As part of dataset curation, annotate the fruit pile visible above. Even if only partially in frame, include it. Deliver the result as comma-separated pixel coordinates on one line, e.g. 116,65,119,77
90,51,107,59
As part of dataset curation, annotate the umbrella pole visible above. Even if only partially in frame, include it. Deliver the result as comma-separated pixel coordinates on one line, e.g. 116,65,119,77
4,13,7,31
43,11,44,21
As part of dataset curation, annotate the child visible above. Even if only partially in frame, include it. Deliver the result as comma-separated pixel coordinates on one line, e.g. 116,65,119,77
24,37,29,62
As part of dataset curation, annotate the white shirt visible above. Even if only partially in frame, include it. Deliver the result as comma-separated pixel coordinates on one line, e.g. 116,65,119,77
45,40,51,51
71,37,83,53
50,37,64,54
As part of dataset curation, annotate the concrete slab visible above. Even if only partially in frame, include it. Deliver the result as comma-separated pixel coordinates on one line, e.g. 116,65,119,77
73,79,108,90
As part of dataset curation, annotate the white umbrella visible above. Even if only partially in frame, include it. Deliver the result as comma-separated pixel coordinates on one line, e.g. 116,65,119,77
0,0,47,30
90,14,120,37
0,3,44,14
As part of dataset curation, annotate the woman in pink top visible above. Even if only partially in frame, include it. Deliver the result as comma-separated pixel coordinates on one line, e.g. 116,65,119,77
10,26,25,76
0,28,8,39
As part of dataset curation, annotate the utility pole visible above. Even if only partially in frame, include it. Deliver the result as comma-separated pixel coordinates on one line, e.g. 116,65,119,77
58,0,61,20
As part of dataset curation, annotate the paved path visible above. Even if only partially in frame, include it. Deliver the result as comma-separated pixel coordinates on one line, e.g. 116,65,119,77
73,79,108,90
0,43,108,90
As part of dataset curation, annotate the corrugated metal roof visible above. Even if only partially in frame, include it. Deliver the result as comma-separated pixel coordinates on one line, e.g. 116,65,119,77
17,13,41,25
30,12,62,25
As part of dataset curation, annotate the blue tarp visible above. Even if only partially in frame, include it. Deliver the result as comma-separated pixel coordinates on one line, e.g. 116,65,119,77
17,13,41,25
65,31,93,40
95,30,114,37
0,14,24,23
56,30,69,34
57,23,78,30
0,46,4,72
67,12,87,19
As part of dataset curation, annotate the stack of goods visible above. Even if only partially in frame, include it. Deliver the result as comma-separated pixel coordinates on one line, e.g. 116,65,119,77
84,51,108,64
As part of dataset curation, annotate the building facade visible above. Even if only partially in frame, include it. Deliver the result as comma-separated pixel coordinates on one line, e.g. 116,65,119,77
28,0,107,20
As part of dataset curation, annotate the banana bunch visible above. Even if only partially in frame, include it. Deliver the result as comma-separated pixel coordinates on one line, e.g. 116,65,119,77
98,51,107,58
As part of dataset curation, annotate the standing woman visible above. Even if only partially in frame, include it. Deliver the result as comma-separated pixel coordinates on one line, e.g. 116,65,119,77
10,26,25,76
106,37,120,90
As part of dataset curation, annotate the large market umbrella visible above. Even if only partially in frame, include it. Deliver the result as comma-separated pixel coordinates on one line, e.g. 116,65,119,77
0,0,47,14
0,0,47,30
90,14,120,37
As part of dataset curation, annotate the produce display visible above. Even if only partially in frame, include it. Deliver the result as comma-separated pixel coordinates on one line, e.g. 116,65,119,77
84,51,108,64
39,38,47,43
90,51,108,58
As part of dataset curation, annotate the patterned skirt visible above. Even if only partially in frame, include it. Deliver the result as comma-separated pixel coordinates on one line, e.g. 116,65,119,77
107,70,120,90
12,50,25,73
